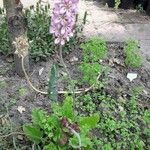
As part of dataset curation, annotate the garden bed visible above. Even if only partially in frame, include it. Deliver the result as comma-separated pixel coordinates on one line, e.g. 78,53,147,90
0,41,150,149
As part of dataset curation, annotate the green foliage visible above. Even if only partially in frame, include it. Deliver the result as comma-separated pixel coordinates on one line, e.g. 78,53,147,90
0,2,84,60
80,62,103,85
124,40,142,68
76,92,150,150
48,64,58,101
136,4,145,13
18,87,28,96
80,38,107,86
143,110,150,124
61,96,75,120
23,96,100,149
43,143,57,150
79,113,100,129
0,17,10,55
115,0,121,9
81,38,107,62
23,125,43,143
25,2,53,60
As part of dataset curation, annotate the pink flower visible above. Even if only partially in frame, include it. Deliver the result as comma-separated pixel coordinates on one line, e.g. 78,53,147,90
50,0,79,45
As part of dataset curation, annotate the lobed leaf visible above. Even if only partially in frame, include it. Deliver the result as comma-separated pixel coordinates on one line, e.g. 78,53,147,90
79,113,100,129
23,124,43,143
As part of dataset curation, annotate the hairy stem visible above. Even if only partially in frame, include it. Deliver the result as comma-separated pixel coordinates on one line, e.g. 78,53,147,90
67,126,81,149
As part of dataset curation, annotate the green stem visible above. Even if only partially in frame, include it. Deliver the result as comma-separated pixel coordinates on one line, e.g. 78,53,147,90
59,46,75,95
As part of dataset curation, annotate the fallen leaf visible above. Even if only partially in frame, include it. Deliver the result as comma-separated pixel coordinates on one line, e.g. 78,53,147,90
127,73,137,82
17,106,26,114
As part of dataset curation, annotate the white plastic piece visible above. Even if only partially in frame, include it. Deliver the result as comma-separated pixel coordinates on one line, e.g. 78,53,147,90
127,73,138,82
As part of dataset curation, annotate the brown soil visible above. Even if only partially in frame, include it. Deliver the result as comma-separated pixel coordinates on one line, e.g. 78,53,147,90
0,42,150,149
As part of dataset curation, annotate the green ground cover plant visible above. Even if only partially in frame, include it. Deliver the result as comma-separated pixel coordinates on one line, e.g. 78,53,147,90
80,38,107,85
124,40,142,68
75,90,150,150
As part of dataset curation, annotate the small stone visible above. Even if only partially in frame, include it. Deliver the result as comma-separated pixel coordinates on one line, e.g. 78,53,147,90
17,106,26,114
70,56,78,62
17,135,24,140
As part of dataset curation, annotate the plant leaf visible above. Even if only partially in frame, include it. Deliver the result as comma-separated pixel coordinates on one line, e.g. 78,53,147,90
43,143,57,150
79,113,100,129
31,108,47,127
62,96,75,120
48,64,58,101
23,124,43,143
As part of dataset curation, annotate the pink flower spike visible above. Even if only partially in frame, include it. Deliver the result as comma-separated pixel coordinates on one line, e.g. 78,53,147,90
50,0,79,45
61,28,66,35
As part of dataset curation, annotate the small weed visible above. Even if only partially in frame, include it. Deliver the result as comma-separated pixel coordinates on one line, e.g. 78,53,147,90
0,80,7,88
80,38,107,85
18,87,28,97
75,94,96,115
81,38,107,63
115,0,121,9
76,91,150,150
136,4,145,13
124,40,142,68
80,62,103,85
